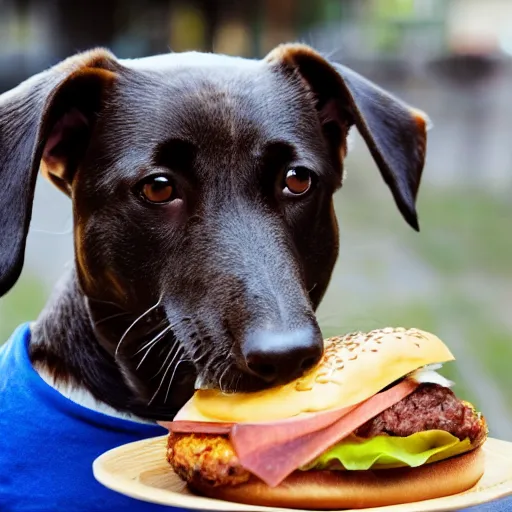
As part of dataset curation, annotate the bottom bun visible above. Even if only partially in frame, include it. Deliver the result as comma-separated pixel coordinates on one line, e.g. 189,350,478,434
191,448,485,510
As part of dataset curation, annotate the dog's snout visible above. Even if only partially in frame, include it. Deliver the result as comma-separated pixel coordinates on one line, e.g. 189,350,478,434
242,325,323,385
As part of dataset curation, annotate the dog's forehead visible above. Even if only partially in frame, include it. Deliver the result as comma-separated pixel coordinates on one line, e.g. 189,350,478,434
119,51,256,71
103,52,321,165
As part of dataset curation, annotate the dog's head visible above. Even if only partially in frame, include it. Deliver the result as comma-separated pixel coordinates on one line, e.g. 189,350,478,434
0,44,428,408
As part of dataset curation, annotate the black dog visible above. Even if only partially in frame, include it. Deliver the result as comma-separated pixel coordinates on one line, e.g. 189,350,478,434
0,44,427,421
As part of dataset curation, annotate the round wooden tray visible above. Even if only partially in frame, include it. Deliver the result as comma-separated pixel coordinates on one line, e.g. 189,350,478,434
93,436,512,511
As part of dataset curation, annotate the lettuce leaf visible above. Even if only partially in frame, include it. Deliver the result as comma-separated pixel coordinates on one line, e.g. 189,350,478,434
302,430,473,471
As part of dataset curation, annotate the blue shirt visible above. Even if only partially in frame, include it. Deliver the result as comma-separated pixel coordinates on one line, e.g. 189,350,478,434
1,324,509,512
0,324,184,512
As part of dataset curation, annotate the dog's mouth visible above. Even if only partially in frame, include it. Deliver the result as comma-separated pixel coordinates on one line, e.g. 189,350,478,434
177,324,308,395
159,307,325,397
185,345,277,395
101,289,322,413
93,299,318,414
194,365,280,394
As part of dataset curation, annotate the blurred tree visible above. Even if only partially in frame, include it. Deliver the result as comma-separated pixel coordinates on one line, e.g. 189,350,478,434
260,0,296,54
197,0,219,51
54,0,119,58
169,2,207,52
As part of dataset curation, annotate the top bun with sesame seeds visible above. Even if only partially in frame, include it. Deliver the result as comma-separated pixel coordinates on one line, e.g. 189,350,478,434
178,328,455,423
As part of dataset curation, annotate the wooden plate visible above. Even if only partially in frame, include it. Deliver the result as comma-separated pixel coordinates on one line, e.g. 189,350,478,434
93,436,512,511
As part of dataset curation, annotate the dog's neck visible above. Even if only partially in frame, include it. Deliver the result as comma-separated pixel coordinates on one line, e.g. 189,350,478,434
29,270,153,424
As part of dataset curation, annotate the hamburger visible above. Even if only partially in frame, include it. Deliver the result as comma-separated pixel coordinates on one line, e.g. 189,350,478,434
161,327,487,509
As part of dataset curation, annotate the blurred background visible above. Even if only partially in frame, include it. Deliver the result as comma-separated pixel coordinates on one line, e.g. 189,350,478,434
1,0,511,438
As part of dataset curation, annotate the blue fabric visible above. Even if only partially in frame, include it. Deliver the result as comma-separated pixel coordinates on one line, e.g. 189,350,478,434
0,324,185,512
0,324,509,512
462,497,512,511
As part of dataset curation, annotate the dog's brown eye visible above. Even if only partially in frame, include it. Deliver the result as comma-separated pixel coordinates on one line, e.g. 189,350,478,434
284,167,312,196
141,176,174,204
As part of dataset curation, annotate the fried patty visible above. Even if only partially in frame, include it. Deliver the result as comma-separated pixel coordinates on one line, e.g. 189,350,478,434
168,432,248,487
167,384,487,487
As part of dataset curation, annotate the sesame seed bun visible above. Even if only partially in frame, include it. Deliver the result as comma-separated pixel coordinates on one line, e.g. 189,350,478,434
185,328,454,423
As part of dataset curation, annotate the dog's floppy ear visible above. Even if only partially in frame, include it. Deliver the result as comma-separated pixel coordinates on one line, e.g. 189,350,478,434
0,49,119,296
266,44,429,231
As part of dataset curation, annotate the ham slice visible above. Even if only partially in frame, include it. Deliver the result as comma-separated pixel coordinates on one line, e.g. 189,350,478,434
161,404,356,436
229,404,357,453
231,379,418,487
161,421,233,435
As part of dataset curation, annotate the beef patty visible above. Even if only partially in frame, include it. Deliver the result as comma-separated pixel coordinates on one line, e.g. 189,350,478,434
167,384,487,488
355,383,486,443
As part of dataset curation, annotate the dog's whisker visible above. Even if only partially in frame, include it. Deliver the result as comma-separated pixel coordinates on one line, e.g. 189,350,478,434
233,373,242,394
115,295,163,356
134,336,164,362
148,356,177,406
215,348,235,392
148,347,184,406
217,363,232,394
190,343,207,360
151,337,182,378
151,344,175,381
164,346,184,379
88,297,126,309
164,358,190,403
203,354,226,382
191,345,212,366
93,311,130,326
187,336,212,365
135,325,175,370
133,323,174,357
225,371,238,395
142,336,178,374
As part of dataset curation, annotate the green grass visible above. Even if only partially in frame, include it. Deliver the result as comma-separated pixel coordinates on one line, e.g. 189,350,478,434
337,178,512,275
415,189,512,276
0,273,47,343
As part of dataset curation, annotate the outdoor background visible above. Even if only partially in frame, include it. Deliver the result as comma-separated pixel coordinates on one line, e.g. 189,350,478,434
1,0,511,439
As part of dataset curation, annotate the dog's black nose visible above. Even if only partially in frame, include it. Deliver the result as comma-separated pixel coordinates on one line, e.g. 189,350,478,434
242,325,323,384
